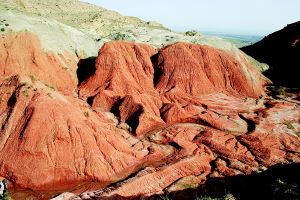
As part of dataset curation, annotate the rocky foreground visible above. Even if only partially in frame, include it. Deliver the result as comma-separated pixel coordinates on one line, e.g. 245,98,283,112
0,39,299,199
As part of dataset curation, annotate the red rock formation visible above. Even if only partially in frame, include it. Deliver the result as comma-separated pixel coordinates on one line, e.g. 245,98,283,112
0,75,172,199
78,41,165,135
153,42,265,98
76,117,300,199
0,41,299,200
70,41,299,199
0,32,78,91
78,41,268,135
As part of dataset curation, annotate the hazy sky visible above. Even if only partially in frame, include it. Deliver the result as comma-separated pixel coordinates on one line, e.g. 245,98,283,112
81,0,300,36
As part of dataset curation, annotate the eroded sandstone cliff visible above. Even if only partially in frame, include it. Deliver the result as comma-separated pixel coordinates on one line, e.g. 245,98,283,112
0,39,299,200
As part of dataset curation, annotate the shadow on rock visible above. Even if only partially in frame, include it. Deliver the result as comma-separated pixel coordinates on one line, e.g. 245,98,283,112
241,21,300,88
76,57,96,86
94,163,300,200
165,162,300,200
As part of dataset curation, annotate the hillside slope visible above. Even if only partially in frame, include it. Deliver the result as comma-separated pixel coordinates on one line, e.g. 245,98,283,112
0,0,167,36
241,21,300,87
0,1,268,92
0,0,269,73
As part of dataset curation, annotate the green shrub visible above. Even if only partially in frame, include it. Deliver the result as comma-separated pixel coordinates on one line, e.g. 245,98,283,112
62,65,69,70
185,30,202,36
49,85,57,91
271,178,299,199
223,193,235,200
29,75,36,83
84,111,89,117
283,121,295,130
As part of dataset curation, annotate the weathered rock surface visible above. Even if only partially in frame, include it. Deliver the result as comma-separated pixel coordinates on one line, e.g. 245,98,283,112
78,41,268,135
72,42,299,199
0,32,78,91
153,42,266,98
0,75,173,199
0,41,299,200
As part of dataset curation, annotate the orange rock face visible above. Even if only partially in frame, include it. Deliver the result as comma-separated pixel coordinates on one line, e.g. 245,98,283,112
153,42,265,98
0,32,79,91
0,76,172,199
0,40,299,200
78,41,164,135
78,41,268,135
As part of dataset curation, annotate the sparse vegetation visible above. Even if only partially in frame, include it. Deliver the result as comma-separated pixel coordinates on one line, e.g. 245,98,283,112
0,17,8,32
271,178,299,200
283,121,300,136
49,85,57,91
159,193,236,200
44,82,57,91
222,193,235,200
283,121,295,130
185,30,202,36
29,75,36,83
3,77,9,81
21,89,29,97
0,178,14,200
267,86,298,98
47,93,52,98
62,65,69,70
84,110,90,117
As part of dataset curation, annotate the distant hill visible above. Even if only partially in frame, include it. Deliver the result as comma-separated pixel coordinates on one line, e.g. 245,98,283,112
203,32,263,48
0,0,262,49
241,21,300,87
0,0,168,36
0,0,268,72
